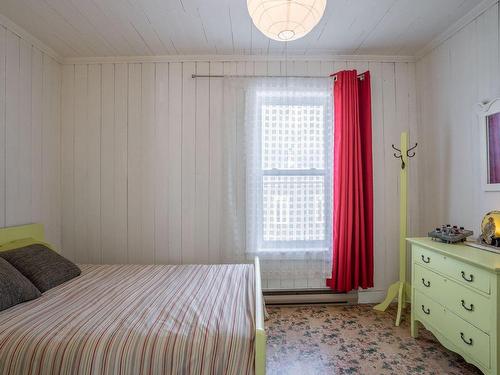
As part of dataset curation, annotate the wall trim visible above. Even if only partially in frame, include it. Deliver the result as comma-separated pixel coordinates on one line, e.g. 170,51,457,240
416,0,499,59
63,53,416,65
0,13,62,63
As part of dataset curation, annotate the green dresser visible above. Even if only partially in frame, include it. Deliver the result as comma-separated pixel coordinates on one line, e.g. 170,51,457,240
408,238,500,375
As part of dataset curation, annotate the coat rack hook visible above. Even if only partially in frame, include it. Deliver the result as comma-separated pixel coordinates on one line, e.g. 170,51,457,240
392,144,405,169
407,142,418,158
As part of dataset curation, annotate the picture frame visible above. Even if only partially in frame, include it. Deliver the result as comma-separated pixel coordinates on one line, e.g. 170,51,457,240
478,98,500,191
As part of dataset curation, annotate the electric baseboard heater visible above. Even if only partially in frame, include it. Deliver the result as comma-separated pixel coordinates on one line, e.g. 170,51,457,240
264,289,358,305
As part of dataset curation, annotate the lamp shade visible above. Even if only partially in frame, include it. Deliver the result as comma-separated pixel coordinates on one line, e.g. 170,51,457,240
247,0,327,42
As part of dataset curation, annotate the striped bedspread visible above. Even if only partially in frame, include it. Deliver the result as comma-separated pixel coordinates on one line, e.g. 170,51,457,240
0,264,255,375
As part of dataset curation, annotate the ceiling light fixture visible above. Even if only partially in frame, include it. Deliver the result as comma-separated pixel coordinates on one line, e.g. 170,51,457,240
247,0,327,42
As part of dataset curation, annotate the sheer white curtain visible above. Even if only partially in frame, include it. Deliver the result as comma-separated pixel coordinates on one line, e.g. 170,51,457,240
220,76,333,288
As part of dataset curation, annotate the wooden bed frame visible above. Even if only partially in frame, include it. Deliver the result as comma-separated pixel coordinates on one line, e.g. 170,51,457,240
254,256,267,375
0,223,267,375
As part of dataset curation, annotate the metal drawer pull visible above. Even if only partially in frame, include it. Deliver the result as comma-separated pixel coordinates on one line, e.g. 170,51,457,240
461,299,474,312
461,271,474,282
421,278,431,287
421,305,430,315
421,255,430,263
460,332,473,346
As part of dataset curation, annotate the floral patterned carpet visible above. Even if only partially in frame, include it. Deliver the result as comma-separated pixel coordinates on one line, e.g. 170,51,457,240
266,304,482,375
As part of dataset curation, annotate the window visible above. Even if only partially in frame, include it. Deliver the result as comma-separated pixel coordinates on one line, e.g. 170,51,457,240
249,86,332,253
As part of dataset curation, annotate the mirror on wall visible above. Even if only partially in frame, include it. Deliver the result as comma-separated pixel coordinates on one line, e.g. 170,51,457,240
486,112,500,184
479,99,500,191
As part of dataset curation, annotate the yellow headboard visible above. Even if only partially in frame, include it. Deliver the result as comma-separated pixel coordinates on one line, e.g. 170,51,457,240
0,224,45,246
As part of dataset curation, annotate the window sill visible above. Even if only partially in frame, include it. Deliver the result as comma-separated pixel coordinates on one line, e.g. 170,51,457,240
249,247,331,260
258,247,329,253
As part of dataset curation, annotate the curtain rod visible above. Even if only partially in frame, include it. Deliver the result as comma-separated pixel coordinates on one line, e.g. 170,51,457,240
191,74,331,79
191,73,365,81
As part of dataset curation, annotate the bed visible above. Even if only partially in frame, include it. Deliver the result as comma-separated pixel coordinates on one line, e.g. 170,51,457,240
0,224,266,375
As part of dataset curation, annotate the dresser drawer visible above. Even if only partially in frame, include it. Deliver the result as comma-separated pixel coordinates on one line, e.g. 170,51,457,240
413,263,446,301
440,257,491,295
442,277,492,333
413,245,443,270
414,289,445,328
443,309,491,368
413,244,491,294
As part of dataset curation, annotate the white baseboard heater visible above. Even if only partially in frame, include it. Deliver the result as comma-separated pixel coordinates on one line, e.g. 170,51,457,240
263,289,358,305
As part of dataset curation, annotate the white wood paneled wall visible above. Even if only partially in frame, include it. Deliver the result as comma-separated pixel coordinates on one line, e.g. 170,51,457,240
61,59,418,297
0,25,61,247
416,2,500,237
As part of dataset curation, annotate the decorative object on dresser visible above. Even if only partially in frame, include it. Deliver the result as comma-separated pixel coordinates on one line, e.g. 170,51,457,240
479,211,500,248
409,238,500,375
465,211,500,256
477,98,500,191
428,224,474,244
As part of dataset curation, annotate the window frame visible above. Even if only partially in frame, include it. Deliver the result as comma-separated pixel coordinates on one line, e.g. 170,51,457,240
254,91,332,253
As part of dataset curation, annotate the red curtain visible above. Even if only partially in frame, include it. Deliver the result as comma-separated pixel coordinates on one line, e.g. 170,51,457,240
326,70,374,293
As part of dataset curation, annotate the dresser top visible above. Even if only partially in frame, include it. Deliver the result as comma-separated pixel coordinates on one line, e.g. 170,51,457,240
407,237,500,272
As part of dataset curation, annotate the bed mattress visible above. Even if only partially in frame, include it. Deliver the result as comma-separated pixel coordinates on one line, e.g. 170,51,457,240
0,263,255,375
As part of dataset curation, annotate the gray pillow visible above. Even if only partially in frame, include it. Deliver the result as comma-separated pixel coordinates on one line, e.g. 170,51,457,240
0,257,41,311
0,244,81,293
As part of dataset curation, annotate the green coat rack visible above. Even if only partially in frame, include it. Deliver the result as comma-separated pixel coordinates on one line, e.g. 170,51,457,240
374,131,417,326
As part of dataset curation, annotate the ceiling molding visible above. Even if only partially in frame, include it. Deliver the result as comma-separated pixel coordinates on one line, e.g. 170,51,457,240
0,13,62,64
415,0,498,59
63,53,416,65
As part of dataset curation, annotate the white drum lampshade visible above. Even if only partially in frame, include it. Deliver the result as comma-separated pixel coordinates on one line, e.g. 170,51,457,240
247,0,327,42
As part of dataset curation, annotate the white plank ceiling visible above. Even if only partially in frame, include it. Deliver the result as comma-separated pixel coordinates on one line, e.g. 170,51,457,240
0,0,484,58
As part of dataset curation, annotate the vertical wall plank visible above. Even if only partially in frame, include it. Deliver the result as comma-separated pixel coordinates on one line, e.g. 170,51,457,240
306,61,321,76
320,61,334,76
194,62,210,264
155,62,169,263
168,63,182,264
113,63,128,263
41,56,61,248
127,63,142,264
5,30,19,226
394,62,411,283
254,61,267,76
100,63,115,263
87,64,101,263
73,64,89,263
41,55,51,243
208,62,223,264
267,61,280,76
18,39,32,225
31,49,43,226
346,61,369,73
181,62,196,264
292,61,307,76
140,62,155,264
381,62,399,288
41,56,52,244
61,64,75,259
236,61,246,75
368,61,385,293
407,62,419,238
333,61,347,74
52,59,61,249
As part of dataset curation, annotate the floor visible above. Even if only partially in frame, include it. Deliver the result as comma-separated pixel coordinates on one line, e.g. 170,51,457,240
266,304,483,375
